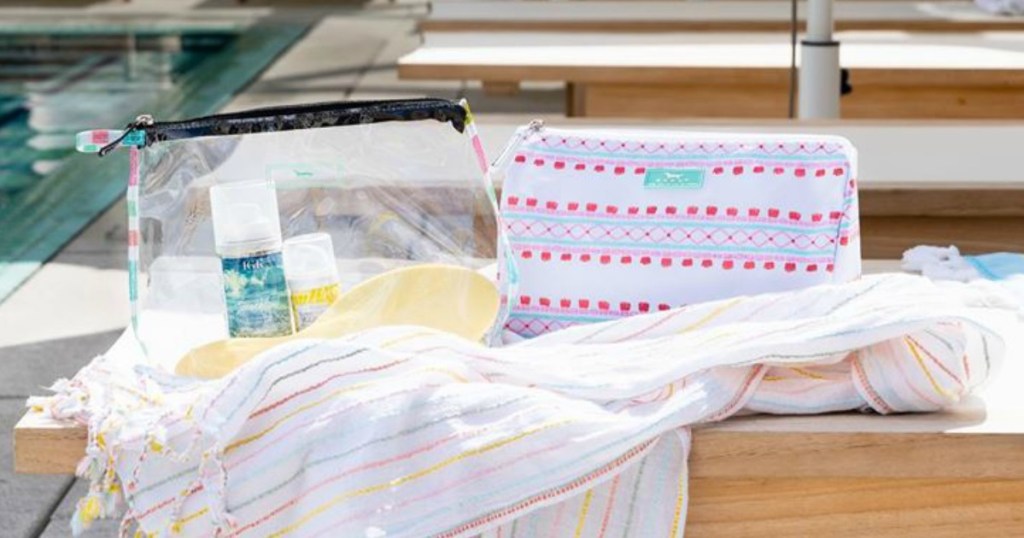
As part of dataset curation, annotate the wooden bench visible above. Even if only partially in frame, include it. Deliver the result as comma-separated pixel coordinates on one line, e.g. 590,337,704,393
423,0,1024,33
13,259,1024,536
398,32,1024,119
473,117,1024,259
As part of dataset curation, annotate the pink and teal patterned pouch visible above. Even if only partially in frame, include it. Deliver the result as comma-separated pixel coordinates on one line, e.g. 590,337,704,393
497,125,861,337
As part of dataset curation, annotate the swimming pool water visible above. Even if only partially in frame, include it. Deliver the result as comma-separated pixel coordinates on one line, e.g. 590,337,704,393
0,22,307,300
0,31,237,210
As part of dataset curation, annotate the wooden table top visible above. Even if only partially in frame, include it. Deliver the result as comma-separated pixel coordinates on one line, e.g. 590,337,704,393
424,1,1024,33
14,260,1024,478
399,31,1024,82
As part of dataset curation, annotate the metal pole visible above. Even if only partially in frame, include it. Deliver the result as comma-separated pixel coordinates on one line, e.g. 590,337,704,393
798,0,840,119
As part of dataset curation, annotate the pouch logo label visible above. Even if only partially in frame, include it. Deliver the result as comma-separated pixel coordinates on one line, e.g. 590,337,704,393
122,130,147,146
643,168,705,189
267,162,343,188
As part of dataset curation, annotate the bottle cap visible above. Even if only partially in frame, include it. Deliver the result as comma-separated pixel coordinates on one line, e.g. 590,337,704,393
284,233,340,289
210,180,283,253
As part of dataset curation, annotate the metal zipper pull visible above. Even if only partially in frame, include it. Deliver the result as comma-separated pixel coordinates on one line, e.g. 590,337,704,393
490,119,543,171
97,114,154,157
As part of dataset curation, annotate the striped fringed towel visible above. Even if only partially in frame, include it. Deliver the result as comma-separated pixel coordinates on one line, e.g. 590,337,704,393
38,274,1011,537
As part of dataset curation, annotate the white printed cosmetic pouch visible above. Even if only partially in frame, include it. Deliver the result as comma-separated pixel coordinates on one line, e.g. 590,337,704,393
496,124,861,337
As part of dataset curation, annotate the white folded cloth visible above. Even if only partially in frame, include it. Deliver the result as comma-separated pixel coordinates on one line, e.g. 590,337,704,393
901,245,980,281
38,274,1010,537
902,245,1024,311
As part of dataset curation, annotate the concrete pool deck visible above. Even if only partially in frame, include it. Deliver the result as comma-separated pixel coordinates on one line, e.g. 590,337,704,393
0,2,564,535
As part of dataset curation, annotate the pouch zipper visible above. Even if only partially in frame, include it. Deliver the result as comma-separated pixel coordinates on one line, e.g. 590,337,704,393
485,121,839,171
532,124,854,148
97,114,154,156
490,119,544,172
98,98,467,156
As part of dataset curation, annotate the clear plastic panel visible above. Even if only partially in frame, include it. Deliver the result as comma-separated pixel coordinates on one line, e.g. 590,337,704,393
133,112,503,371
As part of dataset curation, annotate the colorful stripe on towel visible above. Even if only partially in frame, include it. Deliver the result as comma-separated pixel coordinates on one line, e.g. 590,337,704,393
40,274,1005,537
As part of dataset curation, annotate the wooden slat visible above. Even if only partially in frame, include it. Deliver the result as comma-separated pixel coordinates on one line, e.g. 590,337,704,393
687,477,1024,537
569,78,1024,119
692,428,1024,479
399,34,1024,118
15,387,1024,477
400,37,1024,80
859,183,1024,218
422,19,1024,33
570,81,790,118
13,412,87,475
862,216,1024,257
17,414,1024,538
423,1,1024,34
482,80,521,96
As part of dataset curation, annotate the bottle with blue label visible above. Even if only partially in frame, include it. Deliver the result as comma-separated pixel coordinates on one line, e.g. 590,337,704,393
210,180,294,338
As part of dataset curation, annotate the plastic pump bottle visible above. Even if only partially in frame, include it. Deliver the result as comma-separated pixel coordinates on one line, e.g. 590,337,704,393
209,180,294,337
284,233,341,331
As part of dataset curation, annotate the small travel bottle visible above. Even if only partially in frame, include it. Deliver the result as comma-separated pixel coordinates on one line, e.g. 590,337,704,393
210,180,294,338
284,233,341,331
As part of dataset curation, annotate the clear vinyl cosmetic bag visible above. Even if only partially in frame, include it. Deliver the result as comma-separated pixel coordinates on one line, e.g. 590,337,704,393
494,123,861,337
79,98,506,370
